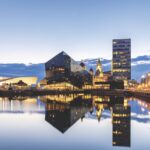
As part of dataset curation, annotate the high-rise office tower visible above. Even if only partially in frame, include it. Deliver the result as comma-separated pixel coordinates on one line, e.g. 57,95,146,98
112,39,131,80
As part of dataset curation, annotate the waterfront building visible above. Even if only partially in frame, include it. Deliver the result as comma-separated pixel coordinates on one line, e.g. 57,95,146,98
92,59,110,89
142,72,150,86
0,76,38,90
103,71,112,79
39,51,125,90
41,51,92,89
138,72,150,90
127,79,139,90
112,39,131,81
94,58,104,80
141,75,146,84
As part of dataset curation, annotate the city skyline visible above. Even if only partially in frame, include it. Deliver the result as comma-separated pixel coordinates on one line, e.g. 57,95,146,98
0,1,150,150
0,0,150,64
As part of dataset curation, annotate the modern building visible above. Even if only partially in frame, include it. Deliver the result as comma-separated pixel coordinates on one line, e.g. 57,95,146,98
141,72,150,85
137,72,150,90
112,39,131,81
0,76,38,89
41,51,92,89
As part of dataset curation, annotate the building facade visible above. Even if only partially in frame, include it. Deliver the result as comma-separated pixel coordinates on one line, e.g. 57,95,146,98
43,51,92,89
112,39,131,81
92,59,111,89
137,72,150,90
141,72,150,85
0,76,38,90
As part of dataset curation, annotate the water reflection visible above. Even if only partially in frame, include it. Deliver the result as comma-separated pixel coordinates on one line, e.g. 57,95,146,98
45,96,92,133
0,97,45,113
0,95,150,149
112,97,131,147
42,94,131,147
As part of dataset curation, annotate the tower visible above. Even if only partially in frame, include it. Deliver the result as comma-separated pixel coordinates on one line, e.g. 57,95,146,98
95,58,104,78
112,39,131,81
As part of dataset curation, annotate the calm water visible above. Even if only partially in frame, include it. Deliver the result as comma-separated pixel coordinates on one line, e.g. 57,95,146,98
0,95,150,150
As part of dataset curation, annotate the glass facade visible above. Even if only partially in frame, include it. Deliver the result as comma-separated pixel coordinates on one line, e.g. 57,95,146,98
45,51,92,88
112,39,131,80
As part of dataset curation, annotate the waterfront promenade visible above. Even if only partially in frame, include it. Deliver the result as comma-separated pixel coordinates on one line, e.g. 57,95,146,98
0,88,150,99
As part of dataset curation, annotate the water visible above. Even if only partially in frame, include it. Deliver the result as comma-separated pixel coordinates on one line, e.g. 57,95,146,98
0,95,150,150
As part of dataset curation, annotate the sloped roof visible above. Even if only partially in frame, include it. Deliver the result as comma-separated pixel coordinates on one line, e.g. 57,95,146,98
13,80,28,86
45,51,80,69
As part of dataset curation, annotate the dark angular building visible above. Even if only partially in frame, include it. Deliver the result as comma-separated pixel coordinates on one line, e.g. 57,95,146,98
112,39,131,80
45,51,92,88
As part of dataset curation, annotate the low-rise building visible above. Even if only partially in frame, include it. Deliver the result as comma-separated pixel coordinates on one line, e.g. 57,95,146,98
0,76,38,90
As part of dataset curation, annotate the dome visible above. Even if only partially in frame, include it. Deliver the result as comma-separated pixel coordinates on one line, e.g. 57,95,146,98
80,62,85,68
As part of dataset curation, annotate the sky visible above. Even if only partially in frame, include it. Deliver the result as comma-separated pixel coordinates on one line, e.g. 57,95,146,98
0,0,150,64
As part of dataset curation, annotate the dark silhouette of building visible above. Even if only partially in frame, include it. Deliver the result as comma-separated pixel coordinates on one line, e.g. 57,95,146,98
112,39,131,80
44,51,92,88
110,80,124,90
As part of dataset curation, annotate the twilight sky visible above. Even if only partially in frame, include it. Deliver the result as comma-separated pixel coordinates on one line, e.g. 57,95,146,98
0,0,150,64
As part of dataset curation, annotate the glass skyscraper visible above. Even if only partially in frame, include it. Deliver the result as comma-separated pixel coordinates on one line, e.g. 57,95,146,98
112,39,131,80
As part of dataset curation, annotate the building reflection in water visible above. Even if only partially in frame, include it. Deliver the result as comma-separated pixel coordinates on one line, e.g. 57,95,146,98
111,97,131,147
0,97,45,113
45,95,92,133
88,96,131,147
0,94,132,147
93,96,111,122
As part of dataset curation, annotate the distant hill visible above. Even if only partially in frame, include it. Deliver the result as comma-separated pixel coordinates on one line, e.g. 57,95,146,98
0,55,149,82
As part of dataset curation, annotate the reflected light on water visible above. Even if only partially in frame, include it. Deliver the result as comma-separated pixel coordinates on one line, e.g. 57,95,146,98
0,95,150,150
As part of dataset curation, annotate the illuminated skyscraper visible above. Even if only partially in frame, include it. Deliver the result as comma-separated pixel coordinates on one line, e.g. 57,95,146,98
112,39,131,80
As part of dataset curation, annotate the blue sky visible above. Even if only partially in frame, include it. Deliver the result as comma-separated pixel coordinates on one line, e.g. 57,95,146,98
0,0,150,63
